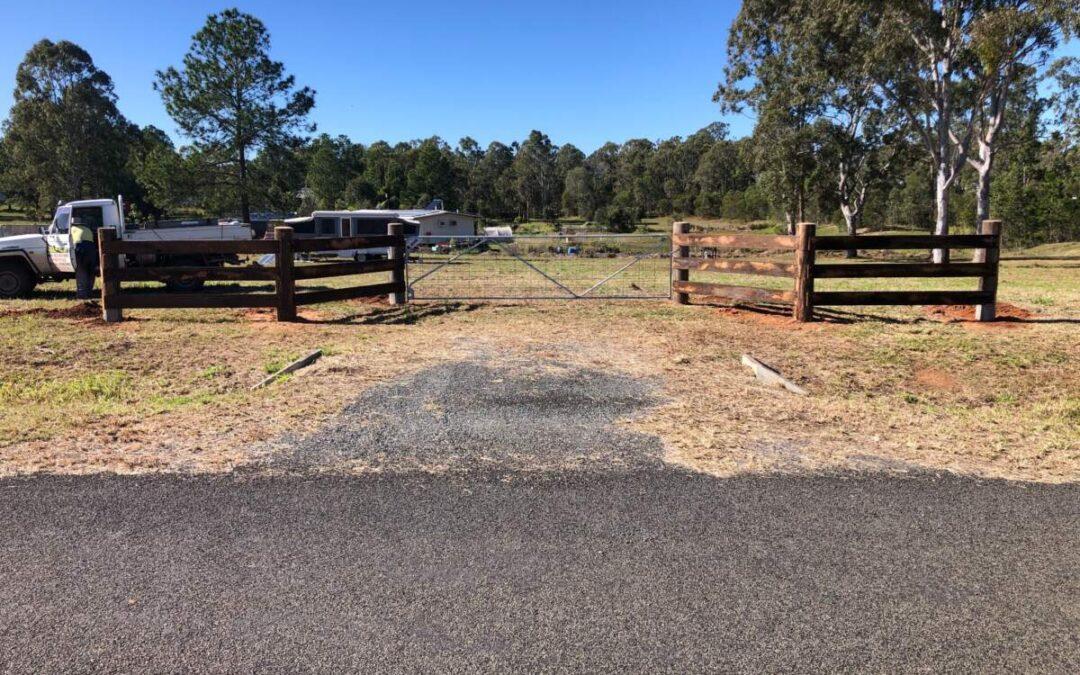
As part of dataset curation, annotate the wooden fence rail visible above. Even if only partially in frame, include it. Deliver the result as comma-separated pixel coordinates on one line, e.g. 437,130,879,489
672,220,1003,322
98,224,406,322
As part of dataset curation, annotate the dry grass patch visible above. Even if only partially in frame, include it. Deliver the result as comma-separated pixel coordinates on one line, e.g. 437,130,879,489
0,259,1077,481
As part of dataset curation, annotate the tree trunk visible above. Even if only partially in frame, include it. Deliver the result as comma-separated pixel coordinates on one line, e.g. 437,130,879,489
238,149,251,225
933,166,950,264
973,148,994,228
841,205,860,259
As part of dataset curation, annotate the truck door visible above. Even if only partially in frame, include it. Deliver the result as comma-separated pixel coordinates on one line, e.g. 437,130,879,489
45,207,73,273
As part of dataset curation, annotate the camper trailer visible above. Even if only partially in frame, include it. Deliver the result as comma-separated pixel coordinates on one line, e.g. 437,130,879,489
281,206,479,259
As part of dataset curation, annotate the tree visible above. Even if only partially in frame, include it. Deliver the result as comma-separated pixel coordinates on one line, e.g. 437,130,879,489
0,40,134,214
720,1,905,243
406,137,456,207
155,9,315,224
719,4,825,234
470,142,515,218
251,139,308,213
561,166,598,218
1047,56,1079,143
125,125,178,221
304,134,360,209
851,0,1075,260
513,131,558,220
963,1,1076,228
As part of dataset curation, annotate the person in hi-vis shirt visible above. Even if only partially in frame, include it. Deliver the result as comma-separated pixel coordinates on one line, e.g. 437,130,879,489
70,217,97,300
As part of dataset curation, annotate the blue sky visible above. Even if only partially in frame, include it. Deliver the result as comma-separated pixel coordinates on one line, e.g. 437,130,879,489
0,0,749,152
0,1,1075,153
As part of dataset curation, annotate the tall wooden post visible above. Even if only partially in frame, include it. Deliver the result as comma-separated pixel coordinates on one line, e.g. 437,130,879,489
673,221,690,305
974,219,1002,322
97,227,122,323
275,226,296,322
793,222,816,322
388,222,406,306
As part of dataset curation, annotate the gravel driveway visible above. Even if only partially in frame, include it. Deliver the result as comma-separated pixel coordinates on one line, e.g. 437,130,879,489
276,358,664,474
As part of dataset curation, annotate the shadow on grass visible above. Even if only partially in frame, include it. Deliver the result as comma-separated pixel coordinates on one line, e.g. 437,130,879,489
305,302,482,326
690,302,1080,326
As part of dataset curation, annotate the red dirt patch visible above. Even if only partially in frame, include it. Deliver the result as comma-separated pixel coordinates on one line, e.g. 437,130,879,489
914,368,961,392
924,302,1033,328
241,307,329,323
0,303,103,322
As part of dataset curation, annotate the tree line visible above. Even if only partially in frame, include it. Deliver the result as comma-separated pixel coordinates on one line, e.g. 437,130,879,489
1,4,1077,248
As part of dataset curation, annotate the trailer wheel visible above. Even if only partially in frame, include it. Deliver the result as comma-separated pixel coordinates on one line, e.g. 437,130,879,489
161,256,206,292
164,277,205,293
0,260,36,299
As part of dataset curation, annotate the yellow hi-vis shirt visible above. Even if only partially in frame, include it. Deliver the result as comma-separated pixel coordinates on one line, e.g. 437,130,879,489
70,224,94,245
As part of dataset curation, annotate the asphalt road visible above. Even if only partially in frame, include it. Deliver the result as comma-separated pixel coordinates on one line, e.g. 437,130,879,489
1,470,1078,673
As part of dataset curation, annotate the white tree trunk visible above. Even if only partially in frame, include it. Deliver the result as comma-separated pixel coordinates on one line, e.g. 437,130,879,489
975,162,991,227
933,165,951,264
840,204,861,258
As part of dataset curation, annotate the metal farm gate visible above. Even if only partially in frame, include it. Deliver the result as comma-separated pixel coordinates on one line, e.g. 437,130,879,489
406,234,672,301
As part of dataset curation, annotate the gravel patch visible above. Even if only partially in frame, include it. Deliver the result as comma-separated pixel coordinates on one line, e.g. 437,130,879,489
274,358,665,473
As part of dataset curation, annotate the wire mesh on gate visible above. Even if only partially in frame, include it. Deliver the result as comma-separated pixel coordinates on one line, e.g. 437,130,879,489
406,234,672,300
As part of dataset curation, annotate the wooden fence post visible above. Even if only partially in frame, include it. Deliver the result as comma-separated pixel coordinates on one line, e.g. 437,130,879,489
275,226,296,322
974,219,1002,322
793,222,816,322
388,222,406,305
97,227,122,323
673,221,690,305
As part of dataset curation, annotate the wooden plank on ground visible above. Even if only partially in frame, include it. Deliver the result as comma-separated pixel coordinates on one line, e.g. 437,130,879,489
812,290,994,306
811,262,991,278
813,235,995,251
113,266,276,282
252,350,323,390
112,292,277,309
294,282,402,305
741,355,808,396
292,235,403,253
672,233,797,250
104,239,277,255
673,281,794,304
293,258,398,280
671,257,795,277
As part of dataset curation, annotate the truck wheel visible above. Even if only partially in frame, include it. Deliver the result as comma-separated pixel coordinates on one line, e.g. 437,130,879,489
0,260,36,299
164,277,205,292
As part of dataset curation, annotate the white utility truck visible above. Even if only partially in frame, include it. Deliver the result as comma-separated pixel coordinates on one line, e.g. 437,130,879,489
0,197,253,298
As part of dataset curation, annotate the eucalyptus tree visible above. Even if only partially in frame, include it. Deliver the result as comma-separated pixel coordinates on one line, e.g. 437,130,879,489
718,1,829,233
963,1,1076,228
156,9,315,224
513,131,558,220
472,142,516,219
850,0,1075,259
1047,56,1079,143
1,40,133,213
720,0,906,242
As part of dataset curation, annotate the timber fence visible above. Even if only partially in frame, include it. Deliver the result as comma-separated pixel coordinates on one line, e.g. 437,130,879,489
672,219,1003,322
97,223,406,322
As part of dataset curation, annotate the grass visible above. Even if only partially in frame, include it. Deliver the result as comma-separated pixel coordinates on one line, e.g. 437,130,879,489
0,244,1076,481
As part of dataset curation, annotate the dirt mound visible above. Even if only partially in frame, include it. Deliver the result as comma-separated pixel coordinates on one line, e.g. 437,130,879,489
924,302,1033,324
0,303,102,321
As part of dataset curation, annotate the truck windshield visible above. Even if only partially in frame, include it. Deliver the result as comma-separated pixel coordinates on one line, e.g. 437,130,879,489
53,211,70,232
